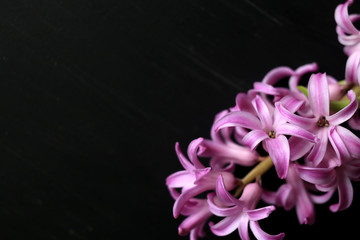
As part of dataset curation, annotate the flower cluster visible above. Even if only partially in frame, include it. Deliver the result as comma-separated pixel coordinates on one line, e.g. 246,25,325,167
166,1,360,239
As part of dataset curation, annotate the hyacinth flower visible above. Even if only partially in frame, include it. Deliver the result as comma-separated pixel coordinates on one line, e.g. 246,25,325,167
166,1,360,239
177,198,213,240
198,109,259,171
296,137,360,212
214,94,317,179
166,138,237,219
207,175,284,240
262,164,334,225
335,0,360,55
277,73,358,166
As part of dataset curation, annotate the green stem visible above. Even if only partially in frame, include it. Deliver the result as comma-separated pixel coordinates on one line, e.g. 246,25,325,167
234,156,273,197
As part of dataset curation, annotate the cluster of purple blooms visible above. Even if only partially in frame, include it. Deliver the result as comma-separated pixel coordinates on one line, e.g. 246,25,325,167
166,1,360,239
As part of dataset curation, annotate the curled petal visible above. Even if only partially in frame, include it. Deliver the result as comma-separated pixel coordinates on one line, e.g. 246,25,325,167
265,136,290,179
310,189,335,204
289,63,318,92
328,127,351,162
253,82,279,96
246,206,275,221
175,142,195,171
249,221,285,240
210,215,242,237
173,186,208,218
306,128,328,166
178,201,212,236
335,0,358,35
243,130,269,150
336,125,360,158
345,51,360,84
262,66,294,85
187,138,206,169
308,73,329,117
276,103,317,129
330,171,353,212
328,90,358,125
214,111,261,132
216,175,241,207
207,193,241,217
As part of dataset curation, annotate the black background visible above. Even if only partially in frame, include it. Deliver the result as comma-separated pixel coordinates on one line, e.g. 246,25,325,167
0,0,358,239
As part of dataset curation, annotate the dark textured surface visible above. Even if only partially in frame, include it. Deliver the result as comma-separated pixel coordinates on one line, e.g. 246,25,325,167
0,0,358,239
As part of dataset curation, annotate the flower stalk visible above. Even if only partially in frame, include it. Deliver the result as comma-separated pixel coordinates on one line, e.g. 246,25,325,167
235,156,273,197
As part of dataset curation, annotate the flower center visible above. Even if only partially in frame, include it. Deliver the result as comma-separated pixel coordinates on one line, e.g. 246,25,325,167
317,116,329,127
268,130,276,138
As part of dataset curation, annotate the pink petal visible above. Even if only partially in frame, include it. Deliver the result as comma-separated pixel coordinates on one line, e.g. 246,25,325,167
252,95,273,131
330,170,353,212
175,142,195,171
261,189,277,205
187,138,206,169
295,164,336,185
173,186,208,218
345,51,360,84
310,189,335,204
349,111,360,130
207,193,241,217
210,215,242,237
336,125,360,158
239,183,263,208
276,184,296,210
178,202,212,236
246,206,275,221
215,175,241,207
277,95,304,113
296,189,315,225
214,111,261,132
276,103,317,129
166,171,195,188
235,93,256,114
289,63,318,92
276,123,318,143
238,215,250,240
328,127,351,162
249,221,285,240
242,130,269,150
262,66,294,85
288,137,314,161
328,90,358,125
344,160,360,180
264,136,290,179
306,128,328,166
253,82,279,96
199,139,258,166
211,110,230,142
335,0,358,35
307,73,329,117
